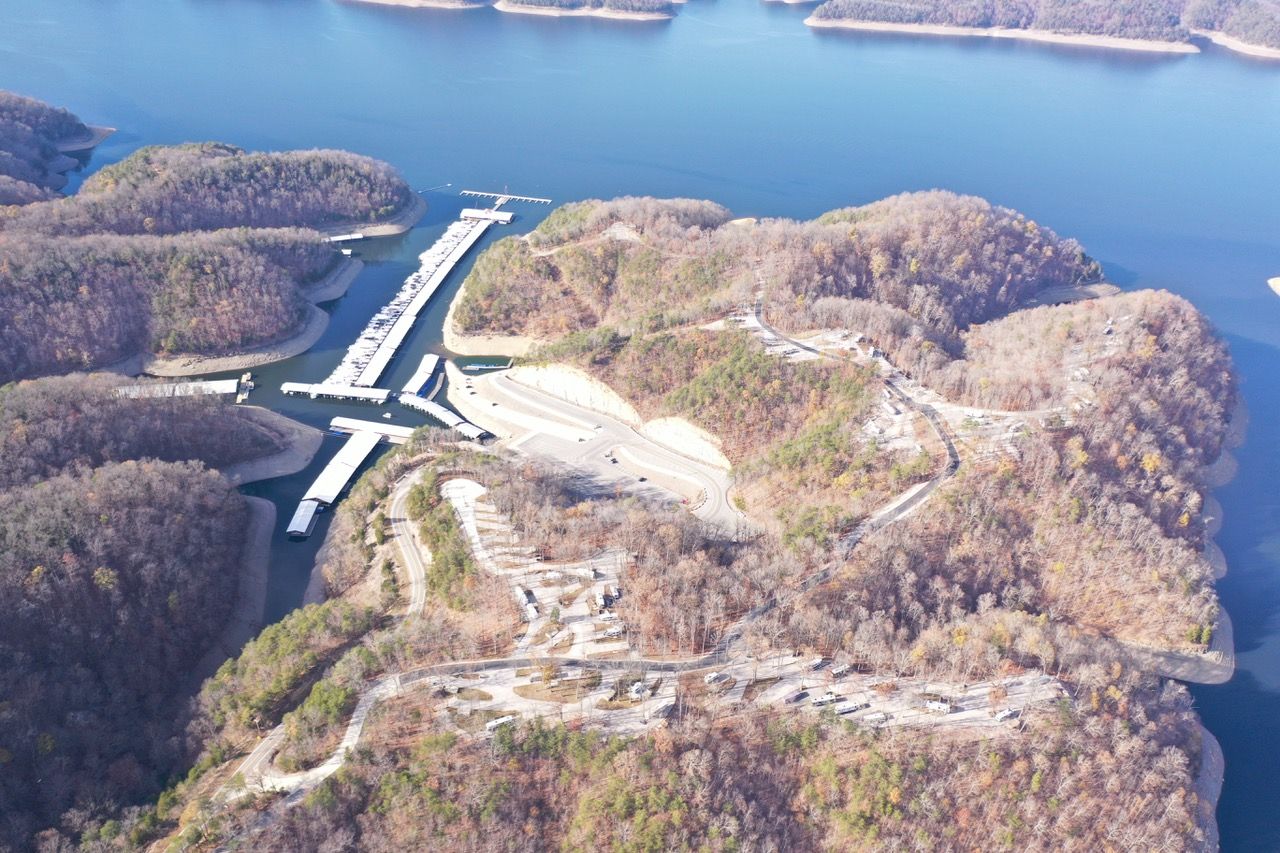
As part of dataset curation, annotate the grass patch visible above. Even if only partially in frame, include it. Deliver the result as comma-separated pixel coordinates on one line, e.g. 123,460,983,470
447,707,508,733
742,676,782,703
513,672,603,704
455,687,493,702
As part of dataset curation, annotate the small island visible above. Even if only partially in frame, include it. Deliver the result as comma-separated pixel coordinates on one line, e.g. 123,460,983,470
805,0,1280,59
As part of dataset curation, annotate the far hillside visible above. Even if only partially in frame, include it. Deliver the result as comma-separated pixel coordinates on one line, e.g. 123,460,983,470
809,0,1280,52
0,90,92,205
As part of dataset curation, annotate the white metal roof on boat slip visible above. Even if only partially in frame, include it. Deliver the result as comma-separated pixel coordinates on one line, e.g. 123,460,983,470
287,499,321,536
302,430,382,504
402,354,441,395
328,417,417,440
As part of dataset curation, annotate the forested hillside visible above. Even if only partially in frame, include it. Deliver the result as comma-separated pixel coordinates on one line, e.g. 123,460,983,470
0,94,417,382
809,0,1280,50
0,373,284,487
456,192,1098,342
502,0,675,13
0,375,292,849
3,142,412,237
0,91,89,205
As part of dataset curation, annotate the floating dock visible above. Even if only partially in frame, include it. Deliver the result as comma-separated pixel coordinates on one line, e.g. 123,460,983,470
401,354,441,396
115,378,240,399
399,394,487,441
287,430,383,538
329,417,417,444
280,383,391,404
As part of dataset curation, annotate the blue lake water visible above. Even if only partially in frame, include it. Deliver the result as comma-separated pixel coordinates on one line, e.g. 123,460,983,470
2,0,1278,845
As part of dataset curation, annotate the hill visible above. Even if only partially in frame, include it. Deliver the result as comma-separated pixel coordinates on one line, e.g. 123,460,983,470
807,0,1280,52
0,374,295,850
0,94,419,382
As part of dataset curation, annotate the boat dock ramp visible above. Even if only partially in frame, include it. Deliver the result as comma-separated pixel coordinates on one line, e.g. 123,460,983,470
116,372,255,401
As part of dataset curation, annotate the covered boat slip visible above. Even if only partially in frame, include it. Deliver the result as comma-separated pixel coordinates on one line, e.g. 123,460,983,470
401,354,441,396
280,383,391,404
287,499,322,538
328,417,416,443
115,379,239,398
398,394,487,440
303,430,383,505
287,429,384,538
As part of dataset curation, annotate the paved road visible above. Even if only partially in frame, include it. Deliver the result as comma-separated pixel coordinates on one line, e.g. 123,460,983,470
389,469,428,617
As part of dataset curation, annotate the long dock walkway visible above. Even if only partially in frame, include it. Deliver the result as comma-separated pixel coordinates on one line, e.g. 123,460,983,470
326,213,492,388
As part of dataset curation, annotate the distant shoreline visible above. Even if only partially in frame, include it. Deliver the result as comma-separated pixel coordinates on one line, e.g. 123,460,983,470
1192,29,1280,60
804,18,1201,55
493,0,673,22
346,0,487,8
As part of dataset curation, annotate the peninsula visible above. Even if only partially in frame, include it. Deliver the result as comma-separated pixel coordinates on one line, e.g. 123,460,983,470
127,193,1235,851
0,92,424,384
806,0,1280,59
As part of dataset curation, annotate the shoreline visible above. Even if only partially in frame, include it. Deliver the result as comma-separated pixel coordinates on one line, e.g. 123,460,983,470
442,275,544,356
143,302,330,377
304,257,365,303
493,0,673,21
1195,723,1225,852
804,18,1201,55
323,192,426,239
1191,29,1280,60
190,495,275,685
346,0,487,7
54,124,115,153
220,407,325,487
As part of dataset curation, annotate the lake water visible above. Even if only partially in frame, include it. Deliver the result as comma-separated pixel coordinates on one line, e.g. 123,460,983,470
2,0,1278,845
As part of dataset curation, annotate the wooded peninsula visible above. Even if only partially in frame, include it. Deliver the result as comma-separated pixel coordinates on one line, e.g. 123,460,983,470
0,90,1238,852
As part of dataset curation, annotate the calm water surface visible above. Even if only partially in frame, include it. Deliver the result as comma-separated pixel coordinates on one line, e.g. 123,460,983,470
2,0,1278,845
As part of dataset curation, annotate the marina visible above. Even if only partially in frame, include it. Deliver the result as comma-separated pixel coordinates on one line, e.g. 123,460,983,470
321,195,529,390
